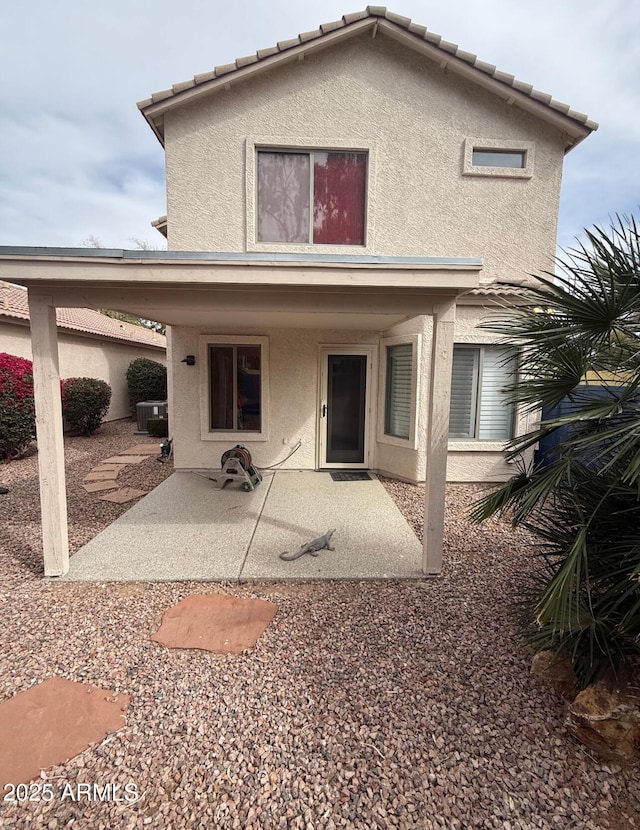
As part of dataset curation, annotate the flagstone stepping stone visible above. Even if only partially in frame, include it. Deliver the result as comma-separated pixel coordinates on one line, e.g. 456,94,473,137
82,480,119,493
152,594,278,654
84,470,121,482
102,455,149,465
98,488,148,504
95,464,128,472
0,677,130,785
122,444,161,455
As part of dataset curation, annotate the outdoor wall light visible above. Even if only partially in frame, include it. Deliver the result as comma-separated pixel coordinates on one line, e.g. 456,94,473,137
181,355,196,366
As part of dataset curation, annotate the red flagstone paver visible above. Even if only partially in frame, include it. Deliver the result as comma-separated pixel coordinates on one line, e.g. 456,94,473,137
84,470,122,482
122,444,161,455
152,594,278,654
94,464,128,472
98,488,148,504
82,480,119,493
0,677,130,785
102,455,150,465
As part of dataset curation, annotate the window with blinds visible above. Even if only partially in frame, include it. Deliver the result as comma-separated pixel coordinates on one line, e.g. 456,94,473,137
384,344,413,439
449,347,515,439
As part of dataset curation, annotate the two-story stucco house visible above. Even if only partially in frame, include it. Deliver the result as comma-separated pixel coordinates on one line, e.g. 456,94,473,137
0,7,596,577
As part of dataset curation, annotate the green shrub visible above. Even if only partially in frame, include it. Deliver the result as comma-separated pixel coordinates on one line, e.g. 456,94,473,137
126,358,167,414
61,377,112,436
0,352,35,459
146,418,169,438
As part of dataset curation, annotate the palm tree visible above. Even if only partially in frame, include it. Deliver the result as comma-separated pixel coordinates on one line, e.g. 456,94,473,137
471,215,640,686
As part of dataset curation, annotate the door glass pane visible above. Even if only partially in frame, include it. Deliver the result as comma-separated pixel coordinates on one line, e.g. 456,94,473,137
327,355,366,464
237,345,261,431
210,346,234,430
313,152,366,245
257,151,310,242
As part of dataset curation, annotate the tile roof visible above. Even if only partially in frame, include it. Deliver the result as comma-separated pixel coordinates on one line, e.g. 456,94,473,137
138,6,597,147
0,281,166,349
469,283,531,297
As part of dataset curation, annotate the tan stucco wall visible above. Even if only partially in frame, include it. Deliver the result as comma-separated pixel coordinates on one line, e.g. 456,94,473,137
169,304,531,483
161,30,562,482
0,321,166,421
164,31,565,284
170,325,380,471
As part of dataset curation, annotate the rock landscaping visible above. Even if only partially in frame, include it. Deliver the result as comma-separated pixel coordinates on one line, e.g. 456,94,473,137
0,420,638,828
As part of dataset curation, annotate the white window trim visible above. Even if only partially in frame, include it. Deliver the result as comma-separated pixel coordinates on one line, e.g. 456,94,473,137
199,334,270,442
377,334,421,449
462,137,534,179
448,343,516,447
245,136,377,254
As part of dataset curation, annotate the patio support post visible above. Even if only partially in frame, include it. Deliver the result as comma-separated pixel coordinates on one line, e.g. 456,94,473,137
28,291,69,576
422,300,456,574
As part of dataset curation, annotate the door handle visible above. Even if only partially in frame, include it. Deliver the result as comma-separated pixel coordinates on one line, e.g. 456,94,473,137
321,403,327,417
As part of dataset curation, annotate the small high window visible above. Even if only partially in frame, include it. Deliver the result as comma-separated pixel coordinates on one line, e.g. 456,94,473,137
463,138,533,178
472,149,526,169
257,150,367,245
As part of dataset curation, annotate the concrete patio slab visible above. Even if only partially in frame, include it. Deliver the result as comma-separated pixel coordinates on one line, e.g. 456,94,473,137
64,471,422,581
242,472,423,579
65,472,271,581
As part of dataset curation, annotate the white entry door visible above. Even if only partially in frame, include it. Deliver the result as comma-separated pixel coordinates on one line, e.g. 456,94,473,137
318,346,375,469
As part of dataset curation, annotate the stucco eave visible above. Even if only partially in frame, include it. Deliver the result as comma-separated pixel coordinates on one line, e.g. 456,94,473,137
0,250,483,293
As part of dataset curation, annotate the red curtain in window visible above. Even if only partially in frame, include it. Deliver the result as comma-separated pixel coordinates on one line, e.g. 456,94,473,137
313,152,366,245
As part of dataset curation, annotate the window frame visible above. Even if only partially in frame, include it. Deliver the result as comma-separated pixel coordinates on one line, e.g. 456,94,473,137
245,136,377,254
448,344,517,442
199,335,269,442
256,149,367,246
377,334,421,449
462,137,534,179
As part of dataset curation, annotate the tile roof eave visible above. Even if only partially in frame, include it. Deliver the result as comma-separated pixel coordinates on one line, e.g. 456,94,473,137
0,281,166,349
137,7,597,149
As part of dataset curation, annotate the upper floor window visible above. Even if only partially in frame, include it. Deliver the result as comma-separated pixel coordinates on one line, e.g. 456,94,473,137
472,149,525,169
462,138,534,179
257,150,367,245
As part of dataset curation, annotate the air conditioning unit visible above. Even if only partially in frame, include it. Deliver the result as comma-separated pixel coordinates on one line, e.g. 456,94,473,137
136,400,168,433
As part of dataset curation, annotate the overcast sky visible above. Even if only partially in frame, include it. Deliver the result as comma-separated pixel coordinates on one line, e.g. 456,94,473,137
0,0,637,254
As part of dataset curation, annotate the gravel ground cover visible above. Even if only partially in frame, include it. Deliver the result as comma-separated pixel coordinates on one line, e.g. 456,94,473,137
0,420,639,829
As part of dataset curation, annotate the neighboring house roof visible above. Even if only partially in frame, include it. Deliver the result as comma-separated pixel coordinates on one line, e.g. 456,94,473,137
0,281,166,349
468,282,530,297
138,6,597,150
460,282,532,304
151,215,168,238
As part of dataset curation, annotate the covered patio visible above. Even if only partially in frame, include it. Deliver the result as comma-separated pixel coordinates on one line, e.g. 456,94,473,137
64,470,423,581
0,247,482,578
